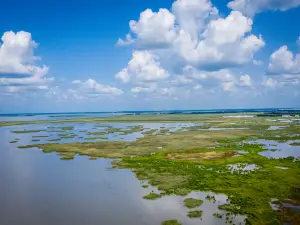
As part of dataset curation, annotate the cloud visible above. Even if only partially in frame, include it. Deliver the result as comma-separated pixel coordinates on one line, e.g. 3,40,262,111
268,45,300,75
116,34,134,46
0,31,52,91
239,74,253,87
118,0,264,71
297,36,300,47
171,75,193,86
83,79,123,95
176,11,264,69
131,84,157,93
262,77,278,87
228,0,300,17
115,51,169,83
118,9,177,48
172,0,218,40
183,66,254,91
264,38,300,89
6,85,49,93
72,80,82,84
253,59,264,65
193,84,202,90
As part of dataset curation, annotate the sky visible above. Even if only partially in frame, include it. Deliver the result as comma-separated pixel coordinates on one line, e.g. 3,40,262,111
0,0,300,113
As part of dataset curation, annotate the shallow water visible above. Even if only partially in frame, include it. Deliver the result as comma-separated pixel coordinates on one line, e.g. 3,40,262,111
201,127,249,131
0,123,245,225
249,139,300,159
8,122,200,146
227,164,259,173
267,126,286,130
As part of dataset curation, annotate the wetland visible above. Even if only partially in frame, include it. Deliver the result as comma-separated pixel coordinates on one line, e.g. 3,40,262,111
1,112,300,225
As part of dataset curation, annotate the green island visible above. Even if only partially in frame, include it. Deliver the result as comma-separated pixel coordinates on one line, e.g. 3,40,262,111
143,192,161,200
187,210,202,218
162,220,182,225
9,113,300,225
183,198,204,208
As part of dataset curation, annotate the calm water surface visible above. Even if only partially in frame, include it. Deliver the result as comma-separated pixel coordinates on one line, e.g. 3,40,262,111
0,123,245,225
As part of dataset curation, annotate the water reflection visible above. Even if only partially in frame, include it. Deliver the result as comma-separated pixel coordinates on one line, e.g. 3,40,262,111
0,125,245,225
249,139,300,159
7,122,201,145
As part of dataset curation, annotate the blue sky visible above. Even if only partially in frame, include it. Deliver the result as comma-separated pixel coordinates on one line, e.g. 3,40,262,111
0,0,300,113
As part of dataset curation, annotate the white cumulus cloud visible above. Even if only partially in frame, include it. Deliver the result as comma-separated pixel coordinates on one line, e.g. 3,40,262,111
239,74,253,87
72,80,82,84
172,0,218,40
268,45,300,74
0,31,52,91
115,51,169,83
228,0,300,17
176,11,264,69
118,9,177,48
253,59,264,65
83,79,123,95
118,0,265,71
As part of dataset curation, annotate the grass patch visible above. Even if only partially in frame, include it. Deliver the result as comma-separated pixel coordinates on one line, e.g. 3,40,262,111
48,138,61,141
12,129,46,134
59,126,74,131
183,198,203,208
187,210,202,218
89,157,98,160
161,220,182,225
166,151,236,161
290,142,300,146
213,213,223,219
143,193,161,200
87,131,107,135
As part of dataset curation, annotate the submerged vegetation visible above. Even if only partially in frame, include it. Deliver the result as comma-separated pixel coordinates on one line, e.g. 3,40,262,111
7,113,300,224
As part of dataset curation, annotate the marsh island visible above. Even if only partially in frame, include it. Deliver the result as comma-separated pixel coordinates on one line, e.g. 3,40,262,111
1,111,300,225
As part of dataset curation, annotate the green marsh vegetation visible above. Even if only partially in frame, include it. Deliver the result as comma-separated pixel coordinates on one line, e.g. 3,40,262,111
290,142,300,146
213,212,223,218
120,125,144,134
206,195,216,202
10,114,300,224
60,126,74,131
143,192,161,200
88,157,98,160
87,131,107,136
48,138,62,142
12,129,46,134
187,210,202,218
183,198,203,208
161,220,182,225
58,133,77,139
